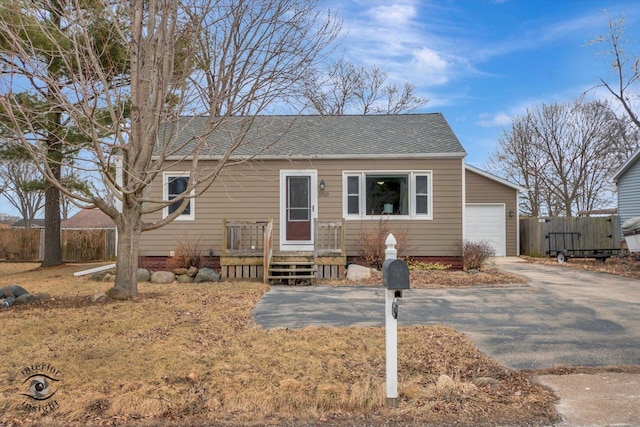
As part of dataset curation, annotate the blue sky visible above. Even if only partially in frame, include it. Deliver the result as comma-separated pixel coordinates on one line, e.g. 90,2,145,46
329,0,640,167
2,0,639,218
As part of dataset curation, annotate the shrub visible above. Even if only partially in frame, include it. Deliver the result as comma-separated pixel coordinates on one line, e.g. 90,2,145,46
358,215,409,269
166,238,203,270
64,229,104,261
456,240,495,271
406,258,452,271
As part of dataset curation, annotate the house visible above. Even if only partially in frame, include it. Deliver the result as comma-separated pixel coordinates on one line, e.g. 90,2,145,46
138,114,521,280
61,208,116,230
612,147,640,245
464,165,524,257
61,209,116,261
10,218,45,228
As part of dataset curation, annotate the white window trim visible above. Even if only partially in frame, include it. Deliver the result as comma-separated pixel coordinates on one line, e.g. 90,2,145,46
342,170,433,220
163,172,195,221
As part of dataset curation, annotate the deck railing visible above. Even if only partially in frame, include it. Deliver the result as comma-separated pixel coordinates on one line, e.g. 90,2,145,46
223,218,345,256
314,218,345,256
222,219,271,256
263,220,273,283
221,218,345,280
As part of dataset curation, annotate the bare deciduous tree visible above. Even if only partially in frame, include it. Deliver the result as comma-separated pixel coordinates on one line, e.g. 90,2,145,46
0,0,126,266
489,99,638,217
301,57,428,115
592,15,640,131
0,154,45,227
0,0,340,297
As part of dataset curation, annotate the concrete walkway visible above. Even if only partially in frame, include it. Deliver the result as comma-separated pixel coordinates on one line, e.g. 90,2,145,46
252,257,640,426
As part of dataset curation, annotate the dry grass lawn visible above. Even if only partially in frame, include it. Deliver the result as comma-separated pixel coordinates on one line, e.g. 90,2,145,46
0,262,557,426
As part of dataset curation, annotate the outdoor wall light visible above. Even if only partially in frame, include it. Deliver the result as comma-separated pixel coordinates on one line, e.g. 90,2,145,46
509,210,515,218
319,180,325,191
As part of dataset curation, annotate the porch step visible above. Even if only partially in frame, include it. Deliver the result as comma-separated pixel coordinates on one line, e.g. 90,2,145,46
267,260,316,285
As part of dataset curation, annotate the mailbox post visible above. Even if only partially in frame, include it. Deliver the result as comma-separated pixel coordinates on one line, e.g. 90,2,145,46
382,234,410,408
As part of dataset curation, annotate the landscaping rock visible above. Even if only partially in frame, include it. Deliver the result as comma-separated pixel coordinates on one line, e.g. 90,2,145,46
1,286,49,307
1,284,30,298
137,268,151,283
15,294,36,305
194,267,220,283
1,297,15,307
1,285,32,307
187,266,198,277
91,270,116,281
150,271,175,284
90,292,107,303
91,271,108,281
436,374,455,389
174,268,189,276
176,274,194,283
102,273,115,282
346,264,375,281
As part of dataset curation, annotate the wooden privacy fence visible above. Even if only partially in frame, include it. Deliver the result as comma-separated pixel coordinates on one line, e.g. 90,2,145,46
0,228,41,261
520,216,621,257
62,229,117,261
0,228,116,262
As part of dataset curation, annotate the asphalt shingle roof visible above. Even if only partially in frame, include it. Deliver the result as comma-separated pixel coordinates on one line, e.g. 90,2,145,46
157,113,466,159
61,209,115,229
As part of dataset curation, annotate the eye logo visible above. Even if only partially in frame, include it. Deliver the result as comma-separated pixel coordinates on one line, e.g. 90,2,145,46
22,374,60,401
18,364,62,414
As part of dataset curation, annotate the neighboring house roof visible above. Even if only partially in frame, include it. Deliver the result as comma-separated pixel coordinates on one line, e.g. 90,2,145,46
577,208,618,217
10,219,45,228
61,209,115,229
157,113,467,159
612,148,640,183
465,165,527,192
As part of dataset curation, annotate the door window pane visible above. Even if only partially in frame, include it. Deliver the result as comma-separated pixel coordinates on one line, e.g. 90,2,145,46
288,176,309,221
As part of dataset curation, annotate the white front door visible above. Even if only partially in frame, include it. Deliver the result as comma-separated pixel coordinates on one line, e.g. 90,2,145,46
280,170,317,250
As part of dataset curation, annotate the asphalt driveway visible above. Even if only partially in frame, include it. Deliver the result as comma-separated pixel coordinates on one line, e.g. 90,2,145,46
252,257,640,370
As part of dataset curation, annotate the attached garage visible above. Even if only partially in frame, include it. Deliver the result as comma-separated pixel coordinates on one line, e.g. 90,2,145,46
465,204,506,256
464,165,525,256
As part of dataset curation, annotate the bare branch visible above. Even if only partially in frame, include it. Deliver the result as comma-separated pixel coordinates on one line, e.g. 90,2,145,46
0,0,340,295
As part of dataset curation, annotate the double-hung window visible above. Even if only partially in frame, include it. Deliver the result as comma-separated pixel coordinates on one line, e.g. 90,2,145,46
163,173,195,220
343,171,432,219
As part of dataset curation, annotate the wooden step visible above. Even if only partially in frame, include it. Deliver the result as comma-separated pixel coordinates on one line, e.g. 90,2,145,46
267,259,316,285
270,262,314,266
269,268,314,274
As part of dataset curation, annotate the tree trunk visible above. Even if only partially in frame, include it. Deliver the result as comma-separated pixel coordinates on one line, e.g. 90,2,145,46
108,206,143,299
41,4,64,268
41,161,62,267
42,152,62,267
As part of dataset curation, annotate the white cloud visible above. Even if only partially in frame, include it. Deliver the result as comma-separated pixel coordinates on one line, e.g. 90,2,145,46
410,47,450,86
365,1,418,27
476,112,512,128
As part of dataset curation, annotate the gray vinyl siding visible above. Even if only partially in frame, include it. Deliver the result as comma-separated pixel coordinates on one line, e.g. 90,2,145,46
138,157,463,257
617,158,640,239
465,169,519,256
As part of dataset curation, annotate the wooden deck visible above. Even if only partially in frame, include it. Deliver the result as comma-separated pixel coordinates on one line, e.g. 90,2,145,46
220,220,346,282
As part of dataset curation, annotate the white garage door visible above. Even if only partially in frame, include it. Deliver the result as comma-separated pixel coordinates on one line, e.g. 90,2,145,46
464,204,506,257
